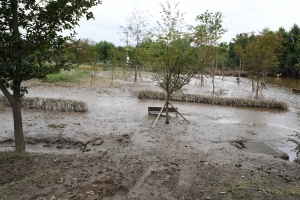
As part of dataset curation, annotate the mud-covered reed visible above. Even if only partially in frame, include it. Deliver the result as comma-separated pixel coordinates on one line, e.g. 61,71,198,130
0,95,88,112
138,90,288,110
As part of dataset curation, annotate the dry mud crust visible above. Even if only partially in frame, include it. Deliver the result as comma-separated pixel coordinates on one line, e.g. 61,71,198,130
1,148,300,200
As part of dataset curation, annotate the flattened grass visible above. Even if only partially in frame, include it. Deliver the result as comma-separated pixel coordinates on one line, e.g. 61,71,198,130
0,95,88,112
138,90,288,110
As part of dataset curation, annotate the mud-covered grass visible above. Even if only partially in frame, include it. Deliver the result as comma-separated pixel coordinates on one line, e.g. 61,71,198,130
138,89,288,110
0,95,88,112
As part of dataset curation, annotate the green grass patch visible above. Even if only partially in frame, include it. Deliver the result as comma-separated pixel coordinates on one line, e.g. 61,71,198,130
41,71,87,84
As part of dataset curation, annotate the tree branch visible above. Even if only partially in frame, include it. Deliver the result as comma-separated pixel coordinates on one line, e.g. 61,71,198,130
0,82,14,104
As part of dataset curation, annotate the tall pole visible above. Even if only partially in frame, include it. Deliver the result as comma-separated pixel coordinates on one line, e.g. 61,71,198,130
134,24,139,82
123,32,129,71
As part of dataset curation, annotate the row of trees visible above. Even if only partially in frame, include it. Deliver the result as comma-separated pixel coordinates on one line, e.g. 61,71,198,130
64,25,300,81
62,38,139,70
227,24,300,78
124,25,299,78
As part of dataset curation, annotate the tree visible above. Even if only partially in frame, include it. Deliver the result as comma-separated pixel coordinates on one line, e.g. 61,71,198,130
120,6,152,82
149,1,226,125
66,38,97,74
227,41,240,69
218,42,230,70
95,40,115,64
0,0,102,153
233,32,254,83
243,29,284,98
278,24,300,77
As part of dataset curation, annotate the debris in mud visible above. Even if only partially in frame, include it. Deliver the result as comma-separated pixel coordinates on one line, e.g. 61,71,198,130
230,140,246,149
48,123,66,129
0,138,14,144
70,177,127,200
246,130,256,135
234,163,241,167
74,137,104,152
276,153,289,160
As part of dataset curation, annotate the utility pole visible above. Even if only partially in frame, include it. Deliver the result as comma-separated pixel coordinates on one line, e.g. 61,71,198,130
123,32,129,73
135,24,139,82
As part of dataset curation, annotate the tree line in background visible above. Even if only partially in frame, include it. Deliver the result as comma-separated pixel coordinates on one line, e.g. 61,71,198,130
65,24,300,79
228,24,300,78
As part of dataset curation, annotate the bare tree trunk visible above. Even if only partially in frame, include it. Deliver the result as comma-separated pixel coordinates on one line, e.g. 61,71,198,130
0,82,26,153
252,79,255,92
166,94,170,124
7,0,26,152
256,74,260,99
212,75,215,94
134,65,137,82
12,94,25,152
238,58,241,84
200,73,204,86
212,61,215,94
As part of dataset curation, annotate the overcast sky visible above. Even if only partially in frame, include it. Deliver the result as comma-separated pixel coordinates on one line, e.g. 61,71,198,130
73,0,300,46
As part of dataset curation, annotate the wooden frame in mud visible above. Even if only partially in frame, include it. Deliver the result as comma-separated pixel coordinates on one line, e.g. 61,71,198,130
148,107,178,117
152,102,190,128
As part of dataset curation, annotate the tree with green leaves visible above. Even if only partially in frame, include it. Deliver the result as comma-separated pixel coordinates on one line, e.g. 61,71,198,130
149,1,226,125
0,0,102,152
227,41,240,69
95,40,115,64
218,42,230,70
242,29,284,98
278,24,300,77
194,11,226,93
233,32,254,83
66,38,97,74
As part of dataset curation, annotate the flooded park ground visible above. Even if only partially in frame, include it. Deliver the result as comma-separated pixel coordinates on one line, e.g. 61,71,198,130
0,71,300,199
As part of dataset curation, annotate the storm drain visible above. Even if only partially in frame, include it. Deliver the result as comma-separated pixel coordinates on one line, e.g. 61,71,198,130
241,142,280,156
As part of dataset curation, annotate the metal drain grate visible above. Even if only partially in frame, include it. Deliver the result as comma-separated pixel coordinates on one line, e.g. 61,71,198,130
241,142,280,156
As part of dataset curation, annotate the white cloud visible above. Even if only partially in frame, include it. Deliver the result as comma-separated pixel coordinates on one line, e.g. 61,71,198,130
73,0,300,46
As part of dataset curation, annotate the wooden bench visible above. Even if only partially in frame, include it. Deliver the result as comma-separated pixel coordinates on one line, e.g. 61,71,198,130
293,88,300,94
148,107,178,117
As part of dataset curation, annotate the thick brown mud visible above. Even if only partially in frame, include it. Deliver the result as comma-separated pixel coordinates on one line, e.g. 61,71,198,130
0,72,300,199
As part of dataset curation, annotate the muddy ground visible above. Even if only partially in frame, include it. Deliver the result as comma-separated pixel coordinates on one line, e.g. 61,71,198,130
0,71,300,200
